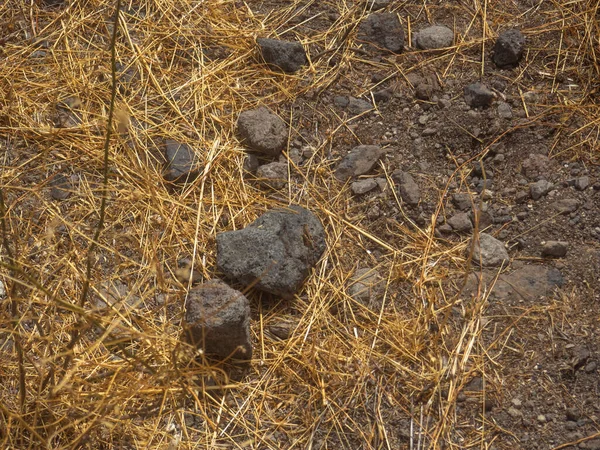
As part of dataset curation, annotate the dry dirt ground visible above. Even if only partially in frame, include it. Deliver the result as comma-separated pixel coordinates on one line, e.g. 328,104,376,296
1,0,599,449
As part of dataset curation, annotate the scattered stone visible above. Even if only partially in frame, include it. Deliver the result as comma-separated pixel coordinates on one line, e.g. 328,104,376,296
415,25,454,50
575,176,590,191
268,320,297,340
358,12,405,53
511,398,522,408
415,83,434,101
515,190,530,204
335,145,386,181
438,224,453,234
452,193,472,211
472,233,509,267
163,140,201,184
92,280,138,310
493,29,526,68
463,264,563,302
347,97,373,115
393,170,421,206
348,268,381,304
585,361,597,373
464,82,495,108
497,101,513,119
541,241,568,258
183,280,252,362
530,179,553,200
522,154,551,180
216,205,326,298
55,96,82,128
0,280,6,299
554,198,579,214
373,88,392,104
508,407,522,418
257,38,307,73
243,153,259,174
256,162,288,189
447,212,473,233
237,107,288,156
333,96,349,108
351,179,378,195
537,414,547,423
50,174,73,200
566,408,581,422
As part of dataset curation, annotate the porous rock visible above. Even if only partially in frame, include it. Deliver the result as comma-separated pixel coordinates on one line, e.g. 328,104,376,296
256,162,288,189
335,145,386,181
415,25,454,50
164,140,201,184
358,13,404,53
257,38,307,73
464,82,494,108
493,29,525,68
236,107,288,156
472,233,509,267
184,280,252,362
216,206,326,299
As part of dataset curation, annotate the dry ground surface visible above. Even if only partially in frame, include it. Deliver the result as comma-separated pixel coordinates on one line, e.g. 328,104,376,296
1,0,600,449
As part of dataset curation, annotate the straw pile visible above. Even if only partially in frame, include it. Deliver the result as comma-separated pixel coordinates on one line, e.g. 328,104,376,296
0,0,598,448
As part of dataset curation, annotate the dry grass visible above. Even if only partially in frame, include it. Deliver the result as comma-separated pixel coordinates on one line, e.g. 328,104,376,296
0,0,598,449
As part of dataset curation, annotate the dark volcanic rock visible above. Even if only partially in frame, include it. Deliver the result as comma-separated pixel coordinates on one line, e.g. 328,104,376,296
393,170,421,206
335,145,386,181
348,267,382,305
415,25,454,50
256,161,288,189
216,206,326,298
541,241,568,258
50,174,73,200
257,38,307,73
237,107,288,156
163,140,201,184
493,29,525,68
464,82,494,108
184,280,252,362
472,233,509,267
358,13,404,53
452,193,473,211
448,212,473,233
351,179,378,195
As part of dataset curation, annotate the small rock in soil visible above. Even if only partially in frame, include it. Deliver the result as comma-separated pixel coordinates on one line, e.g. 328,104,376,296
574,176,590,191
472,233,509,267
415,83,434,100
541,241,568,258
566,408,581,422
452,193,472,211
448,212,473,233
464,82,495,108
0,280,6,299
358,12,405,53
50,174,73,200
351,179,378,195
257,38,307,73
522,153,551,180
92,280,138,309
373,88,392,104
530,179,553,200
216,205,326,298
508,407,522,418
163,140,201,184
335,145,386,181
393,170,421,206
438,224,453,234
497,101,513,119
237,106,288,156
493,29,526,68
184,280,252,362
256,162,288,189
348,267,381,304
554,198,579,214
415,25,454,50
268,320,297,340
347,97,373,115
243,153,259,174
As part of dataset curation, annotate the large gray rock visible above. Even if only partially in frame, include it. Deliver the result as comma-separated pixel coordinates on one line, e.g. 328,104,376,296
237,107,288,156
216,206,326,299
184,280,252,362
163,140,202,185
335,145,386,181
257,38,307,73
358,13,404,53
493,29,525,68
415,25,454,50
472,233,509,267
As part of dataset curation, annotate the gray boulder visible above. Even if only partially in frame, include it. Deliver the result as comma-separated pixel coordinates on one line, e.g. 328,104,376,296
415,25,454,50
358,13,404,53
184,280,252,362
236,107,288,156
335,145,386,181
493,29,525,68
257,38,307,73
216,206,326,299
464,82,494,108
472,233,509,267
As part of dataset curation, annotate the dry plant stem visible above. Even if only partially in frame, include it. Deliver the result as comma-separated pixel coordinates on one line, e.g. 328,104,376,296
0,189,26,410
59,0,122,378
